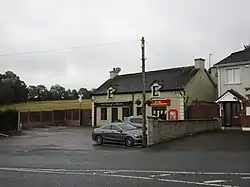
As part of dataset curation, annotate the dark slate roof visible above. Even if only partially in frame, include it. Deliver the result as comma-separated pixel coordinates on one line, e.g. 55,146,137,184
214,48,250,66
93,66,200,95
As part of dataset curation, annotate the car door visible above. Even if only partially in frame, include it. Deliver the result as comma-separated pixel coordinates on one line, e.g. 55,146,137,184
100,124,112,141
110,124,126,142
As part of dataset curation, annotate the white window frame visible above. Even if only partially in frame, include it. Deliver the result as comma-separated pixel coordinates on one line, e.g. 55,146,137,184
225,68,241,84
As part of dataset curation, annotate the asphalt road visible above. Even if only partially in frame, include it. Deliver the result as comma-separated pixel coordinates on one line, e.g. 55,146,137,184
0,126,250,187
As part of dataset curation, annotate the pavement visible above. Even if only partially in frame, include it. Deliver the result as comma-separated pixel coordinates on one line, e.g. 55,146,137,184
0,126,249,186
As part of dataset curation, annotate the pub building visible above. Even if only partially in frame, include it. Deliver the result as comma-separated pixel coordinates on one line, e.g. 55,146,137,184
92,58,217,127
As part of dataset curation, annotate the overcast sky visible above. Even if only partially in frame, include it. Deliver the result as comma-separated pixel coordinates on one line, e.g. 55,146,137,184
0,0,250,90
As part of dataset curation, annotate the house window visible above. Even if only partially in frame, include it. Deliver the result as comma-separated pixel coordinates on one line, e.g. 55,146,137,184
137,107,142,116
122,107,130,120
225,68,240,84
101,108,107,120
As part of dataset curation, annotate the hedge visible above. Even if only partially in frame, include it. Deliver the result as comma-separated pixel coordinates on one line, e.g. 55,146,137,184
0,110,18,133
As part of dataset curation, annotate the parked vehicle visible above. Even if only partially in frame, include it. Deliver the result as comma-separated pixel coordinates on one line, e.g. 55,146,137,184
92,123,142,147
124,115,161,129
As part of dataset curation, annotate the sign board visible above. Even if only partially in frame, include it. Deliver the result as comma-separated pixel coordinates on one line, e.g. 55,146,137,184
95,102,132,107
246,107,250,116
151,99,171,106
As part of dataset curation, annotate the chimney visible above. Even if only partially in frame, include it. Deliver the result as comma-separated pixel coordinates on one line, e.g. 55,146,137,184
109,67,121,79
194,58,205,69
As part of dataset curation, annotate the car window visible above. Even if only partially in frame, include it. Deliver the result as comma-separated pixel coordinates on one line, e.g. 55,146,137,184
102,124,111,130
130,118,142,124
116,123,136,131
111,125,120,131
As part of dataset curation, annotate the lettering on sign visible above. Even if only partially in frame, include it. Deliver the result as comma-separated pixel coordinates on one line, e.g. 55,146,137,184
151,99,171,106
151,82,162,97
107,87,116,99
95,102,132,107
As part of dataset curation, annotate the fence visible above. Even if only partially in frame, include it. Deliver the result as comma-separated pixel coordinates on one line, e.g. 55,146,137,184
187,101,219,119
20,109,91,129
0,110,19,133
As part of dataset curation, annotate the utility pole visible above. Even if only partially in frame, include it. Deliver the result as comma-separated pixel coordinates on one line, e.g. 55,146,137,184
141,37,147,147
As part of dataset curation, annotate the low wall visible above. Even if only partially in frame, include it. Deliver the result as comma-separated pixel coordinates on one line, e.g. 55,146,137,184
147,118,221,146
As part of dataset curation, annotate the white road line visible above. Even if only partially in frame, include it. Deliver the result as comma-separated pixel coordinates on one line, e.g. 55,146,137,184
242,176,250,180
0,167,242,186
204,180,228,184
158,179,236,187
0,167,249,176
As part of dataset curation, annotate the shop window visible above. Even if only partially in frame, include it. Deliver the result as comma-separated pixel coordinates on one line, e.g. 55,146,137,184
137,107,142,116
101,108,107,120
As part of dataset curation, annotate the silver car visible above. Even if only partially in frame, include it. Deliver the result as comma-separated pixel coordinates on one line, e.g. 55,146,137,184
124,116,147,129
92,123,142,147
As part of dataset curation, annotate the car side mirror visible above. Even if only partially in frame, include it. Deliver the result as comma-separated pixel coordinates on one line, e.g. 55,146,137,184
117,129,123,133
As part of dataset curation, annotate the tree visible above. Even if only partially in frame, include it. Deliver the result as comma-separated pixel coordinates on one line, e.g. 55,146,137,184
78,88,92,99
28,85,49,101
49,84,66,100
71,89,78,99
0,71,28,105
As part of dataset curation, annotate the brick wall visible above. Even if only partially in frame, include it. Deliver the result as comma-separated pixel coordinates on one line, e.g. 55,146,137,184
20,109,91,129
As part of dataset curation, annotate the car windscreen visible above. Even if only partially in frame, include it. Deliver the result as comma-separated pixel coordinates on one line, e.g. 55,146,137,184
116,123,136,131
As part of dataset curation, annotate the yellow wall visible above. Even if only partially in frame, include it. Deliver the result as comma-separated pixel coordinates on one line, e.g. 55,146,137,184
93,91,183,126
0,100,92,112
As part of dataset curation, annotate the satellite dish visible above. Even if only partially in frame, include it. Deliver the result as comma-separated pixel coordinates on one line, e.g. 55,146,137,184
115,67,121,73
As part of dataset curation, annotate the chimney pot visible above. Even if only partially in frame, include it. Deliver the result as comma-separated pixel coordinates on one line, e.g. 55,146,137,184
109,68,119,79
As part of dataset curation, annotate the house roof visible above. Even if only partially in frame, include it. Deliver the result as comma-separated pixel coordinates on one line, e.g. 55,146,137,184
93,66,200,95
215,89,246,103
214,48,250,66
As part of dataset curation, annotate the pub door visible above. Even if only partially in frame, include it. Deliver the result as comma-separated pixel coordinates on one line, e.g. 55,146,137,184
152,107,167,120
111,108,118,122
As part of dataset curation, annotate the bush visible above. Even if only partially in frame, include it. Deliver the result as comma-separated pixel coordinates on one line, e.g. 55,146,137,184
0,110,18,133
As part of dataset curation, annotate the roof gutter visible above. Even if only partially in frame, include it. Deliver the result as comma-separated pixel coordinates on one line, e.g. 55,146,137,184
216,65,221,97
216,61,250,68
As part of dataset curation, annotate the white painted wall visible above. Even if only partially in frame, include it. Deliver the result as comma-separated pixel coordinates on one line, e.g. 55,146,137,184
218,64,250,97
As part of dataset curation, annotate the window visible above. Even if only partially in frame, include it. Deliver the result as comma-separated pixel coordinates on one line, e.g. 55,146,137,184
111,125,120,131
129,117,143,124
225,68,240,84
102,124,111,129
137,107,142,115
101,108,107,120
122,107,130,120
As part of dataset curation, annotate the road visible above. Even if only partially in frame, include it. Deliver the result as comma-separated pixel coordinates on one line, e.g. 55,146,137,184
0,126,249,186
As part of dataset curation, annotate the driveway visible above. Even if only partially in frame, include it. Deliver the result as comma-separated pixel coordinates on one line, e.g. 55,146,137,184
0,127,249,186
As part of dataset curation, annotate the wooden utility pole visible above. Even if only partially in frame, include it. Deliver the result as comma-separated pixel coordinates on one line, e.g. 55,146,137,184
141,37,147,147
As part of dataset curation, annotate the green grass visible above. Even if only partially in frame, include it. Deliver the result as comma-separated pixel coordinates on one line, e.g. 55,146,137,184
0,100,92,112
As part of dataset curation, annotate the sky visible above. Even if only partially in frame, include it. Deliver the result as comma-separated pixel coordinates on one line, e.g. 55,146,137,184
0,0,250,90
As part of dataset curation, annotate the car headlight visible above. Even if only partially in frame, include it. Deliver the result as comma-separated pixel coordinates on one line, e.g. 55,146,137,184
134,135,142,138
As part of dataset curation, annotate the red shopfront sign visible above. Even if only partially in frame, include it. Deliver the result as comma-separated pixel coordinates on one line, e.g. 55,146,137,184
151,99,171,106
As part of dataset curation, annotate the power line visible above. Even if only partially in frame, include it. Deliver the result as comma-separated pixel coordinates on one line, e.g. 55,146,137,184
0,39,139,57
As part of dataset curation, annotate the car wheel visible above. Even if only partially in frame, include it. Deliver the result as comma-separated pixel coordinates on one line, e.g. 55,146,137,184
125,137,134,147
95,135,103,145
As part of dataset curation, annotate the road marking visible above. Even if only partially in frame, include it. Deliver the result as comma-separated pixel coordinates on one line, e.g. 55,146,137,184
0,167,249,176
0,167,244,187
159,179,235,187
204,180,228,184
0,133,9,137
242,176,250,180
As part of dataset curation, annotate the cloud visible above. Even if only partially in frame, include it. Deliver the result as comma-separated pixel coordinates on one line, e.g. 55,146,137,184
0,0,250,90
